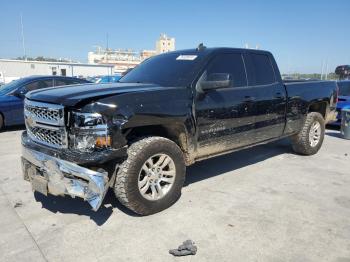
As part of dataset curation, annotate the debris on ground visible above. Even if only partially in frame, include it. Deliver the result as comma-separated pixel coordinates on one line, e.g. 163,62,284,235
169,240,197,256
14,200,23,208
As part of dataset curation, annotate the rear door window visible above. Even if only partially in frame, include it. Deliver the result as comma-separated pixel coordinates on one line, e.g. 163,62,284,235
55,79,81,86
245,53,276,86
205,53,247,87
42,79,54,88
55,79,70,86
25,79,54,92
73,79,87,84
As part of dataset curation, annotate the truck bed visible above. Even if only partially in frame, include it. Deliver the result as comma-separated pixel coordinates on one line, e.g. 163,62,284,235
283,80,338,133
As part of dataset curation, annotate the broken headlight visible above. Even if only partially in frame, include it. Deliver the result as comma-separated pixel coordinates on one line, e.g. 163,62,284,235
70,112,111,152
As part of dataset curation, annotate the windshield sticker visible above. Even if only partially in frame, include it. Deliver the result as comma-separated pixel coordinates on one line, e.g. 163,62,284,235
176,55,197,61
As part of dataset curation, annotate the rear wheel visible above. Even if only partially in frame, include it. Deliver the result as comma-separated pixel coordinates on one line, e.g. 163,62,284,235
290,112,325,155
114,136,186,215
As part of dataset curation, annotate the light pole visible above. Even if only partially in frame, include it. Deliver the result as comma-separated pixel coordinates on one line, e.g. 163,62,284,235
20,13,26,61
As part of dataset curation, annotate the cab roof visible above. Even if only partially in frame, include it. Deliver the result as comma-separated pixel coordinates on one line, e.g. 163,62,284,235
168,47,272,56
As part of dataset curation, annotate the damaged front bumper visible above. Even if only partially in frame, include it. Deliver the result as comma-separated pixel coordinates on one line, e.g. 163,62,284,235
22,146,110,211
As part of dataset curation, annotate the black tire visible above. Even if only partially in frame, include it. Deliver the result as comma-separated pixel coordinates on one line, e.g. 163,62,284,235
290,112,325,155
114,136,186,215
0,113,4,131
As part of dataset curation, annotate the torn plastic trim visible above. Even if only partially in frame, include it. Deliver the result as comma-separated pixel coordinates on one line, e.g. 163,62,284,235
22,146,109,211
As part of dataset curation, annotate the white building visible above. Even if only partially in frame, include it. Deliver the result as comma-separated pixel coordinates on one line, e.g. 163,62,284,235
88,34,176,74
0,59,114,83
156,33,175,54
88,48,141,74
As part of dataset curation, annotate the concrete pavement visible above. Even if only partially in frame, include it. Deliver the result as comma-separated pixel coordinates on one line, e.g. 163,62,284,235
0,128,349,262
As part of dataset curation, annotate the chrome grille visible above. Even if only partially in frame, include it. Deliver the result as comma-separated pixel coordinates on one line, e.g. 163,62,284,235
24,99,64,126
26,106,60,122
27,125,66,148
24,99,67,149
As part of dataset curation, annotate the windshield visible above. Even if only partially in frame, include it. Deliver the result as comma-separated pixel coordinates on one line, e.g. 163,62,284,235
338,81,350,96
119,52,205,87
0,78,25,95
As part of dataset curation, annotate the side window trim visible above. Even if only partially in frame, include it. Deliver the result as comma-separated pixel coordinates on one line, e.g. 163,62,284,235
241,53,249,88
267,56,277,83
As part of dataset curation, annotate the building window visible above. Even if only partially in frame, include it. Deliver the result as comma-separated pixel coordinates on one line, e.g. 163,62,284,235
31,64,35,69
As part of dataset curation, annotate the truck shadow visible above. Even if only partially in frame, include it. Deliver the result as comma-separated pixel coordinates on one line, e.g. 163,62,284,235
34,190,141,226
34,139,293,225
325,131,343,138
185,139,293,186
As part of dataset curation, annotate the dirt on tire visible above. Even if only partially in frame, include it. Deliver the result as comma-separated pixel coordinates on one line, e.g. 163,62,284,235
114,136,186,215
290,112,325,155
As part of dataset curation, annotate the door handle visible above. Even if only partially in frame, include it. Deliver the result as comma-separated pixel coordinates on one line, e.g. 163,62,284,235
243,96,256,102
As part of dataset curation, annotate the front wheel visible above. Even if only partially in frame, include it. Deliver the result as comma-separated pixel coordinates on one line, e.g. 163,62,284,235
290,112,325,155
114,137,186,215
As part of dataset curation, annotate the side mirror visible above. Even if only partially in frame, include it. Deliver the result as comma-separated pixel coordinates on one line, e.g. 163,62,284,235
199,73,232,92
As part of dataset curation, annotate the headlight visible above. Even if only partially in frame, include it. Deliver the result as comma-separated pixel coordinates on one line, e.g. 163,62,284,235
73,112,105,127
71,112,111,152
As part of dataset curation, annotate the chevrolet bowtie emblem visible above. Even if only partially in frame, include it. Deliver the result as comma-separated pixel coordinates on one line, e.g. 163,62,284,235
26,117,36,127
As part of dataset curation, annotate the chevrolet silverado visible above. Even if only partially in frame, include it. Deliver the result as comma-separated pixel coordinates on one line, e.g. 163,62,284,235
21,47,338,215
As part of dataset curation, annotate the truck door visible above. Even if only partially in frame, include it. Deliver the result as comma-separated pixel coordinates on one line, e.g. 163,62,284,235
244,52,286,142
194,52,257,158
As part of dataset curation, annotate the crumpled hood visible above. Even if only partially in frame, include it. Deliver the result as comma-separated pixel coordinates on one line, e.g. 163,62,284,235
26,82,166,107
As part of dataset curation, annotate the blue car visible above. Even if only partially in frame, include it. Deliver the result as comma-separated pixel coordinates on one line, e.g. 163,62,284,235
94,75,121,84
331,80,350,125
0,75,90,130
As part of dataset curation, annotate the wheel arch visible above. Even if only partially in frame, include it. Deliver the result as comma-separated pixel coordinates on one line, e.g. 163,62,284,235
308,101,329,119
123,123,194,165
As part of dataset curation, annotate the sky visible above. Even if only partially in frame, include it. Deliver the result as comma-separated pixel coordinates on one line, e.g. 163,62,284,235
0,0,349,74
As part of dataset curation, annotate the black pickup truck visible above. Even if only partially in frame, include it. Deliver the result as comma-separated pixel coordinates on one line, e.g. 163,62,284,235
21,47,338,215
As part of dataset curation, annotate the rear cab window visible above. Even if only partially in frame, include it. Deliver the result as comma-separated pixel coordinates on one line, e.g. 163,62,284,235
244,52,276,86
